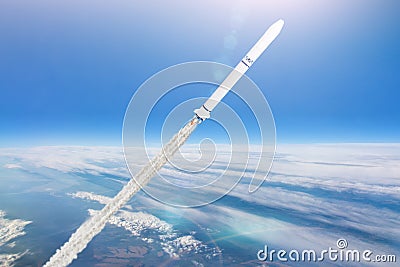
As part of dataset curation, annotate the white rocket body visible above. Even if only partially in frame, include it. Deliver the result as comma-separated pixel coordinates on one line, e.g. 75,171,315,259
194,19,284,121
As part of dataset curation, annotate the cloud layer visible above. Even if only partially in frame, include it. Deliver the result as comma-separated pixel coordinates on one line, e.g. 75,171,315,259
0,211,31,267
1,143,399,264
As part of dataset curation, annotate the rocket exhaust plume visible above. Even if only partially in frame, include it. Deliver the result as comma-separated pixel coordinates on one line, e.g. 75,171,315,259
44,118,198,266
44,19,284,266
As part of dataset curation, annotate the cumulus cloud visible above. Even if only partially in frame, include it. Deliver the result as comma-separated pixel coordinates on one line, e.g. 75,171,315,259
73,191,219,259
0,210,31,267
162,235,205,259
91,209,173,237
69,191,113,205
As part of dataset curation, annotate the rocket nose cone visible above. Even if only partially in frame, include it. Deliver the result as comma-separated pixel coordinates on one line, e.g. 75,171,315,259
272,19,285,34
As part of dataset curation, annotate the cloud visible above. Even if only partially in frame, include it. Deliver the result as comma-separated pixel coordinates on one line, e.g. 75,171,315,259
3,164,22,169
69,191,113,206
0,146,130,179
88,208,174,238
73,191,219,259
0,210,31,267
274,143,400,183
125,143,400,255
1,144,399,260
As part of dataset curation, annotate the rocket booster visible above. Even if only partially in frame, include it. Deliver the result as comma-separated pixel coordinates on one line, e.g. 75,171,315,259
194,19,284,121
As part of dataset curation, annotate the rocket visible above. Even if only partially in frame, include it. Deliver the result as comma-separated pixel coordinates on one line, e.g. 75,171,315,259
43,19,285,267
194,19,284,122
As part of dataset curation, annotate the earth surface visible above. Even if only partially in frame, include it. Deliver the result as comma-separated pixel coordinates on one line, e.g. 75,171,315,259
0,144,399,266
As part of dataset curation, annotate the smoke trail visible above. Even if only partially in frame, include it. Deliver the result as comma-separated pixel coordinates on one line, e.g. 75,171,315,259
44,117,199,267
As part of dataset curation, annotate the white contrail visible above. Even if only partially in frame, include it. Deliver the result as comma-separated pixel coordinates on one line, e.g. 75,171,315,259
44,118,199,267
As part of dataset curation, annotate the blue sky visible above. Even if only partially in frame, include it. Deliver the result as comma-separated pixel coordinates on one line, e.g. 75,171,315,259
1,0,399,146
